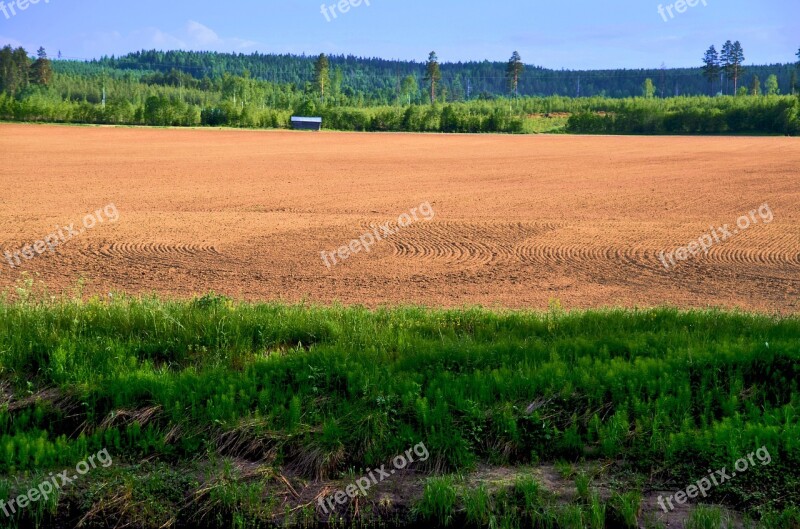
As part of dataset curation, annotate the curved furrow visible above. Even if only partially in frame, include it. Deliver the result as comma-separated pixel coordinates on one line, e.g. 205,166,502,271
384,221,554,267
77,241,220,262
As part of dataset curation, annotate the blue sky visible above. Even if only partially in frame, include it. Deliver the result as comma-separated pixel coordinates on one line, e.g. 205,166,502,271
1,0,797,69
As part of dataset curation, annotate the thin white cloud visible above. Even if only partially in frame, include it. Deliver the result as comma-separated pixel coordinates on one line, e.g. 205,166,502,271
173,20,258,51
75,21,260,58
146,27,186,49
186,20,219,46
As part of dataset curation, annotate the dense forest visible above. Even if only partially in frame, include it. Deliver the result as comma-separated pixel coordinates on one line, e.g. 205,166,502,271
86,49,799,100
1,46,799,134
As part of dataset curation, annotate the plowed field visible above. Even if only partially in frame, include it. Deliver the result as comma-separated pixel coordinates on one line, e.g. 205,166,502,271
2,123,798,311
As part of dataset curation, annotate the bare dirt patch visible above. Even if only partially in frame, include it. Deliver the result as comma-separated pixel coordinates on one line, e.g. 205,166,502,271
1,124,798,312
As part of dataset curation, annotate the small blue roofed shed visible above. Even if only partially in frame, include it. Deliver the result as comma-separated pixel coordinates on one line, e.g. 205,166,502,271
291,116,322,131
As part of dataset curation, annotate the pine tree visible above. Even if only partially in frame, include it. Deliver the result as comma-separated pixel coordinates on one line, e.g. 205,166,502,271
0,46,14,93
424,52,441,105
30,47,53,86
795,48,800,95
506,51,524,98
314,54,330,104
12,47,30,92
731,41,745,94
720,41,734,94
702,45,720,95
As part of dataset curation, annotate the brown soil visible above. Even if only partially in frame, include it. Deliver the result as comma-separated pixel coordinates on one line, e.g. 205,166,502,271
1,123,798,312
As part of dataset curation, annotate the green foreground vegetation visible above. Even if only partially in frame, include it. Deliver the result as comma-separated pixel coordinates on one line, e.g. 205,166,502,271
0,287,798,528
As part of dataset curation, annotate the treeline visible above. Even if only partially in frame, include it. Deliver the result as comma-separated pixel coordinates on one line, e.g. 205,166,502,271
79,49,800,101
0,90,524,133
2,45,799,135
3,77,798,135
0,46,526,132
566,95,800,135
